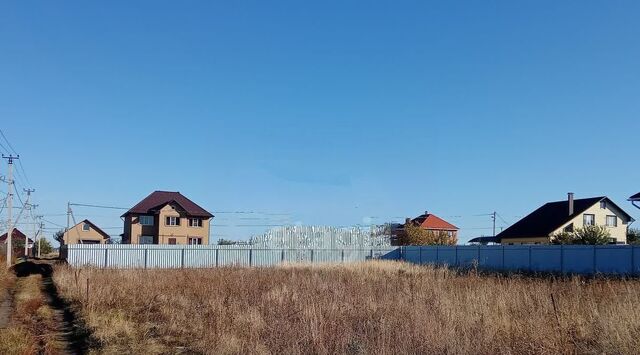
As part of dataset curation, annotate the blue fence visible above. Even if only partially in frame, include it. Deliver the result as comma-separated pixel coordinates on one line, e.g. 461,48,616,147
401,245,640,275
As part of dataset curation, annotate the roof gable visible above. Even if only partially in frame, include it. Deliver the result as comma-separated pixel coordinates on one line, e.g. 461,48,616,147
497,196,633,240
0,228,34,244
71,219,111,240
122,191,213,218
411,213,459,230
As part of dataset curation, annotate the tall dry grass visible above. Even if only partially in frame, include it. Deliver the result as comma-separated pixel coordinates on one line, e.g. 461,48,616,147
54,261,640,354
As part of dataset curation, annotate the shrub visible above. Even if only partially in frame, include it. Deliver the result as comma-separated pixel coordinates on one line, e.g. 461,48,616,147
574,225,611,245
627,228,640,245
552,225,612,245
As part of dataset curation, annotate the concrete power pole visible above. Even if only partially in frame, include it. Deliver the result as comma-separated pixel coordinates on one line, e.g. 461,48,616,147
37,219,44,258
492,211,497,238
23,188,35,258
2,154,18,267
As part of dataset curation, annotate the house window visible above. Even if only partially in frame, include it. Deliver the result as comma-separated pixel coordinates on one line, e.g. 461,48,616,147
140,236,154,244
606,215,617,227
166,216,180,226
168,238,176,245
189,218,203,227
583,214,595,226
600,201,607,209
140,215,154,226
188,237,202,245
82,223,90,232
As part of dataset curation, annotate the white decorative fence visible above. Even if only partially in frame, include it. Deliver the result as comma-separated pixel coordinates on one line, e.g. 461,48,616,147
60,244,399,269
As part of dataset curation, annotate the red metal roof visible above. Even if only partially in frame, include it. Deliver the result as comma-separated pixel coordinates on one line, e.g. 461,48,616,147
122,191,213,218
0,228,34,244
412,213,459,230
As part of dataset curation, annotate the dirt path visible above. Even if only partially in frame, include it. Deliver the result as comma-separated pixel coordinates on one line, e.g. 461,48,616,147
10,260,94,354
0,287,13,328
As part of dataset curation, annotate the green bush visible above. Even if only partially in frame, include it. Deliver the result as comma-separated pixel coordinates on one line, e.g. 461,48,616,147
552,225,611,245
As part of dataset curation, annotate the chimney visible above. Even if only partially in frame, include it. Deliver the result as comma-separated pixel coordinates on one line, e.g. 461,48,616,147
568,192,574,216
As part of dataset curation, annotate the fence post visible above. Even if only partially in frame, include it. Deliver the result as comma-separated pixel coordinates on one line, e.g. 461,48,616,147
419,247,423,264
215,248,219,267
370,249,374,260
341,249,345,263
455,246,458,266
501,245,505,270
281,249,285,263
310,249,314,263
181,248,185,269
528,246,532,271
249,248,253,267
593,245,596,274
104,248,108,268
144,248,148,269
435,247,439,264
560,245,564,274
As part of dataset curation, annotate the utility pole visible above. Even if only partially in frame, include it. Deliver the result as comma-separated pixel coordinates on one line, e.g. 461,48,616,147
36,217,43,258
2,154,18,267
67,201,71,232
492,211,497,237
23,188,35,258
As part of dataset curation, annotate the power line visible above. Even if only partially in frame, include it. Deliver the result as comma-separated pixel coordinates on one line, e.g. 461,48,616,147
0,130,18,155
69,203,128,210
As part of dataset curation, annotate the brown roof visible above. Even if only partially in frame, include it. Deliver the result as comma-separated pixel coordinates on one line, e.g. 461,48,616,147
0,228,34,244
122,191,213,218
411,212,459,231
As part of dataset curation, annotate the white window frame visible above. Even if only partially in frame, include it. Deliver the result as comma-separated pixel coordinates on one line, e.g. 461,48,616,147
166,216,180,226
583,214,595,226
188,237,202,245
189,218,202,227
139,215,154,226
82,223,90,232
606,215,617,227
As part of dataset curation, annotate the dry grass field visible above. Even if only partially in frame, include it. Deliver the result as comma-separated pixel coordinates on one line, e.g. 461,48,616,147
53,261,640,355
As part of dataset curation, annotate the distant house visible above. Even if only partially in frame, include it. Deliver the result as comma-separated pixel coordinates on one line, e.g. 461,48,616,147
392,211,459,245
121,191,214,245
497,193,634,245
630,192,640,210
63,219,110,244
0,228,34,257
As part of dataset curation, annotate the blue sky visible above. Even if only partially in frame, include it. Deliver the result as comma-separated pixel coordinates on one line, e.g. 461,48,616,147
1,1,639,243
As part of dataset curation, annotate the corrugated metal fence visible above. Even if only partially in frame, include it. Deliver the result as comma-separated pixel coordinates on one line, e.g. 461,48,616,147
61,244,400,268
61,244,640,275
401,245,640,275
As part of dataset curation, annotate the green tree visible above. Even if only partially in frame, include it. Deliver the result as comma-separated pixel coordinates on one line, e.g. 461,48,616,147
627,228,640,245
217,238,237,245
573,225,611,245
551,231,576,245
33,238,53,256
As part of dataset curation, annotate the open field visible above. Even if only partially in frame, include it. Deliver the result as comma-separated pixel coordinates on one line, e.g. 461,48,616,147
53,261,640,354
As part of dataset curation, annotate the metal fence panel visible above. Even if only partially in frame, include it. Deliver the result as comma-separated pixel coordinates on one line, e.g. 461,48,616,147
503,246,530,270
595,246,632,274
530,246,562,272
62,245,397,269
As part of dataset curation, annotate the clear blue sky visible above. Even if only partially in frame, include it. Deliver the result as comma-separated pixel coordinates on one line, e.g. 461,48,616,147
1,1,639,243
